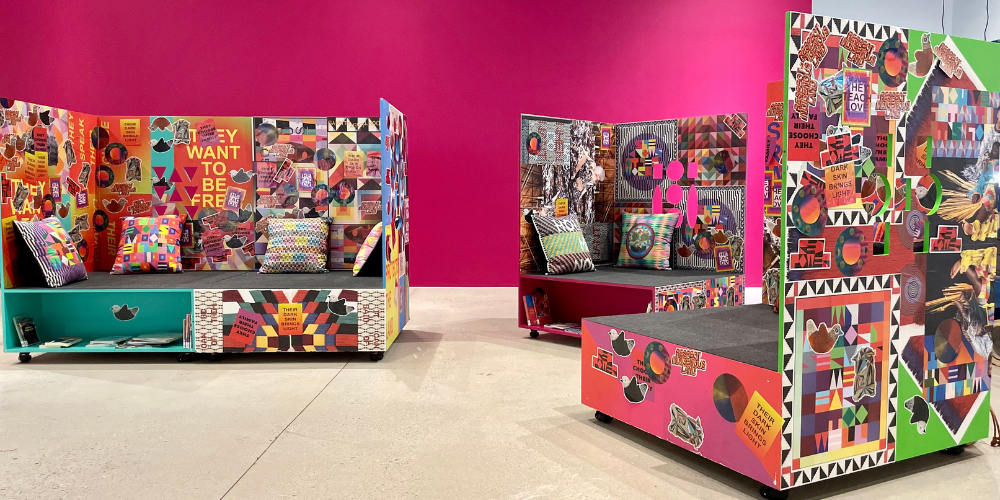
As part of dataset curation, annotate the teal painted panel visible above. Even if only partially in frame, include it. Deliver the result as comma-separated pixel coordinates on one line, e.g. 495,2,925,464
3,290,191,350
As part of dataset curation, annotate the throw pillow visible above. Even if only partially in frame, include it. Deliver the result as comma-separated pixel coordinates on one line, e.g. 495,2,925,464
530,214,595,275
111,215,185,274
353,222,383,276
617,212,681,270
259,218,329,273
13,217,88,287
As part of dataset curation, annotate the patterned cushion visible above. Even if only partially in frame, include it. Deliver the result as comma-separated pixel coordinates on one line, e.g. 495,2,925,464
259,218,329,273
353,222,383,276
111,215,185,274
13,217,88,287
617,212,680,270
531,214,595,275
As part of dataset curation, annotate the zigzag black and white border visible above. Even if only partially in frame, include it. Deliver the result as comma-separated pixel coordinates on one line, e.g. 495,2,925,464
786,13,909,99
779,274,901,489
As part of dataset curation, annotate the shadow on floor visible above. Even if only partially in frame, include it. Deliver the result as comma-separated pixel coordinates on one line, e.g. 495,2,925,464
581,407,984,499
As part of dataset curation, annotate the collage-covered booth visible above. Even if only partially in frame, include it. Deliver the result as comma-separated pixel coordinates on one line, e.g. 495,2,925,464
519,112,749,337
580,11,996,498
1,99,409,361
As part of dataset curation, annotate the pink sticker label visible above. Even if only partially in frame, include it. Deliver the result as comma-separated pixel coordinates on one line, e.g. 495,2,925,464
195,119,221,147
230,309,263,345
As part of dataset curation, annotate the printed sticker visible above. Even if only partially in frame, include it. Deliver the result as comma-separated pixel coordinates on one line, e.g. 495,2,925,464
120,118,141,145
195,118,221,147
230,309,262,345
668,403,705,450
671,347,707,377
734,391,781,462
591,347,618,378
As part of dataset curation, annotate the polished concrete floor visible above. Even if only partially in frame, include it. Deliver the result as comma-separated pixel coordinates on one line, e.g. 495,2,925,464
1,287,998,499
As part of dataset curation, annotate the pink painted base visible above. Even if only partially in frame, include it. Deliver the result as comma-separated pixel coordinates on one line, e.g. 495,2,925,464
519,275,653,337
582,319,784,488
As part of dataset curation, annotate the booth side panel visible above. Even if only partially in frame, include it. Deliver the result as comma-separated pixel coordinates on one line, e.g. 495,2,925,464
581,320,783,487
381,99,409,346
1,102,99,287
779,11,995,490
252,115,382,271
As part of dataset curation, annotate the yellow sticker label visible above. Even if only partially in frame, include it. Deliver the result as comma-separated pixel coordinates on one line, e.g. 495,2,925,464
120,118,141,145
555,198,568,217
277,303,302,336
735,391,782,462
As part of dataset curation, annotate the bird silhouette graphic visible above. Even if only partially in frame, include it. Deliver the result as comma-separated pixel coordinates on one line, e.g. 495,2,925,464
904,395,929,434
315,298,351,316
103,198,127,213
621,375,649,403
236,204,253,223
805,319,843,354
149,117,173,132
908,32,933,77
150,137,173,153
223,234,247,249
608,329,635,357
111,304,139,321
229,168,255,183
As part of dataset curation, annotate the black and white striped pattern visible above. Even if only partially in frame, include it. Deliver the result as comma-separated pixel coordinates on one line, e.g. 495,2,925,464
614,120,677,202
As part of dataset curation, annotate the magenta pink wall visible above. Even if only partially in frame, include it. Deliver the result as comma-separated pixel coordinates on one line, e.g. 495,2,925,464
1,0,809,287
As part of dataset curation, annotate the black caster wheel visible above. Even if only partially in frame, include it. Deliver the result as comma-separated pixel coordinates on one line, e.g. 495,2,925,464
17,353,31,363
941,444,966,455
595,411,613,424
177,353,195,362
759,485,788,500
529,330,539,338
369,351,385,362
208,353,224,362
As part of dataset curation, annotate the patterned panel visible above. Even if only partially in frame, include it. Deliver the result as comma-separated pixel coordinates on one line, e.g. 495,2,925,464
219,289,366,352
252,116,380,270
194,289,224,353
520,115,571,166
673,186,746,272
614,120,677,202
677,114,748,186
779,275,900,489
654,275,744,312
358,289,386,351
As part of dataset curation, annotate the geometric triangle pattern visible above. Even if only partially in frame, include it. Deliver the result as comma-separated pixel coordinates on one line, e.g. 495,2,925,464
780,274,900,489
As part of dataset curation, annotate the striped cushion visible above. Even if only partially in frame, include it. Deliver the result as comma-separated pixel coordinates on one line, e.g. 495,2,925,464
13,217,88,287
617,212,680,270
531,214,595,275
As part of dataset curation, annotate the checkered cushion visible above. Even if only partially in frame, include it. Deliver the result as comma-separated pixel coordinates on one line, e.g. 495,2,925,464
259,218,329,273
617,212,680,270
111,215,185,274
13,217,88,287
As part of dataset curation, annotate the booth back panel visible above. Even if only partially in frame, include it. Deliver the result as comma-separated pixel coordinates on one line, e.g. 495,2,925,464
94,116,255,271
780,12,995,488
520,115,617,272
381,100,408,345
1,101,98,287
251,116,382,270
